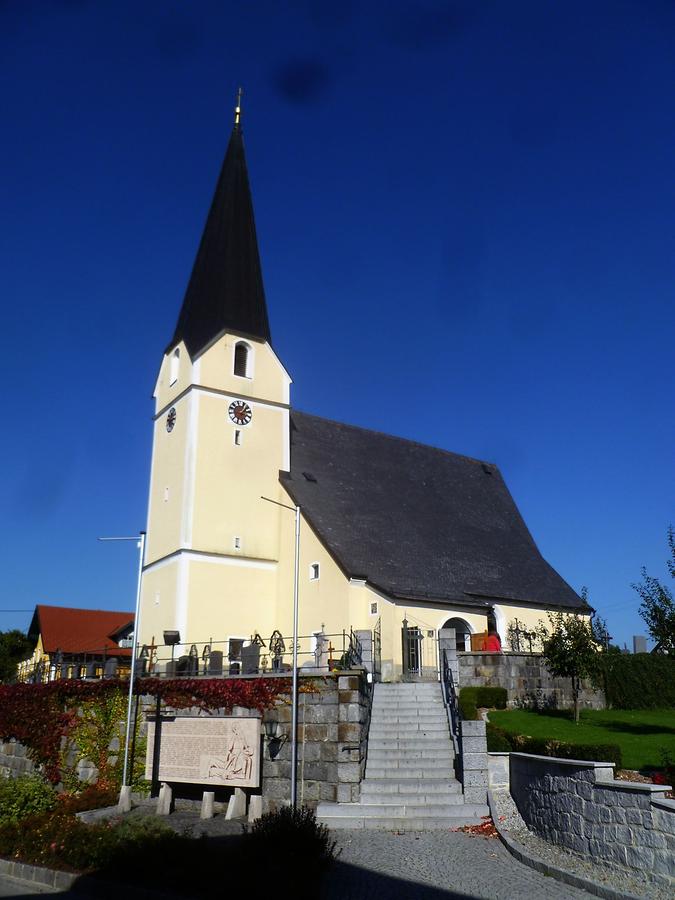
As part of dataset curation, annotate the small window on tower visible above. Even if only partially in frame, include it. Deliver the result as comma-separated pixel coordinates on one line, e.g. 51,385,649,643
370,601,379,616
169,348,180,386
234,536,241,551
309,563,320,581
234,430,242,446
234,342,251,378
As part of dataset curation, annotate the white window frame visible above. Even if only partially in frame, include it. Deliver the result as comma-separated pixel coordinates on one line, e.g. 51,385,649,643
309,562,320,581
233,341,253,379
369,600,379,616
169,347,180,386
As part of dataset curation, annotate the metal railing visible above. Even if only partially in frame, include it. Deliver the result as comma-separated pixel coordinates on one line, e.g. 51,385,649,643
440,648,461,775
19,629,367,682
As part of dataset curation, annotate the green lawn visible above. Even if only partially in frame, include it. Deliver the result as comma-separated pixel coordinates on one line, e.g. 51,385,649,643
487,708,675,771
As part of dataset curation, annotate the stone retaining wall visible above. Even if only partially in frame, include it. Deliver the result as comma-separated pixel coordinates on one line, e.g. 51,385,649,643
507,752,674,888
0,740,36,779
261,671,371,812
458,652,604,710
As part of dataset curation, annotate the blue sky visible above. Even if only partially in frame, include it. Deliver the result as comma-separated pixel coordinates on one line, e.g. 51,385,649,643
1,1,673,649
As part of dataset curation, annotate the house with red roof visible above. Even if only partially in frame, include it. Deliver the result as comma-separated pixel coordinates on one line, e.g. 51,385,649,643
18,604,134,682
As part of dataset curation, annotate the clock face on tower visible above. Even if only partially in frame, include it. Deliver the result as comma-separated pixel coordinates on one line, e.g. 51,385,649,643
228,400,252,426
166,407,176,432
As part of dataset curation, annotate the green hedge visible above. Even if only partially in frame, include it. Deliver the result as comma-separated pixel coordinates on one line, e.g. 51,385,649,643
486,723,622,767
459,687,507,720
599,653,675,709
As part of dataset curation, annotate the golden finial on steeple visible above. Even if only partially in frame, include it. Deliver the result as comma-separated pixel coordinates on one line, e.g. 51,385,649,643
234,86,243,128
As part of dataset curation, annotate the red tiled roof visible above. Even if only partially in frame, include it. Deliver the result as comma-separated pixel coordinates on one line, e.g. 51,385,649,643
31,605,134,657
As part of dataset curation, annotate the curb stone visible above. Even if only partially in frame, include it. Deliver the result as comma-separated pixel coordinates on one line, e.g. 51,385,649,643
487,790,642,900
0,856,181,899
0,856,76,891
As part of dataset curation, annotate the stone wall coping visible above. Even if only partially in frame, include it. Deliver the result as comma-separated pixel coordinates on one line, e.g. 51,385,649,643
510,752,615,769
651,797,675,813
487,752,510,758
594,779,672,794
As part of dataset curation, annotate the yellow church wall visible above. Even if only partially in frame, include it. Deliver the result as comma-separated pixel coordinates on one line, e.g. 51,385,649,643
191,394,287,560
186,558,278,645
144,392,191,565
138,559,180,649
153,340,193,414
196,333,290,406
274,493,353,646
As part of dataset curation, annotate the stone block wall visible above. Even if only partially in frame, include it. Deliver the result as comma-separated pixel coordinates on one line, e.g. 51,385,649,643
0,740,36,779
509,752,674,887
458,652,604,710
261,671,371,812
460,720,488,804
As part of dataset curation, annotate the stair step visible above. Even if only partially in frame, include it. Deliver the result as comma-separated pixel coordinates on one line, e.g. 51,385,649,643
366,766,453,779
316,805,491,831
370,721,449,737
368,749,454,762
361,792,464,816
360,778,461,795
368,738,452,750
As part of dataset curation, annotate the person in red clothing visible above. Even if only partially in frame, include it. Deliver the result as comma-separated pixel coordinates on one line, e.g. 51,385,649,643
486,628,502,652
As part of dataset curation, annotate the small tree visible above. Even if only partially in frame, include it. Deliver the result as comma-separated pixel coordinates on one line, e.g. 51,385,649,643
633,526,675,657
0,630,33,683
537,598,602,724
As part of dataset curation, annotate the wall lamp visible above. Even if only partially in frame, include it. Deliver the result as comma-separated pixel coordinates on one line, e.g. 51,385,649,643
263,719,287,760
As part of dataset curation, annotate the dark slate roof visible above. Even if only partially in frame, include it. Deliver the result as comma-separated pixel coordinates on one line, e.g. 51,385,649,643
281,412,588,611
169,125,271,358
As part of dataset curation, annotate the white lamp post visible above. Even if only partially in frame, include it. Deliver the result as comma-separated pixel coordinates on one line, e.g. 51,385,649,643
261,496,300,808
98,531,146,788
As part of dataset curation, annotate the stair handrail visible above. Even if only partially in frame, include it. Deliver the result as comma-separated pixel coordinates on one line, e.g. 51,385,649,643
440,648,461,765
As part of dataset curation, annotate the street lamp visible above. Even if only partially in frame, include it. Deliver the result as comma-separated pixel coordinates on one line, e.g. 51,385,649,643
261,495,300,808
98,532,146,789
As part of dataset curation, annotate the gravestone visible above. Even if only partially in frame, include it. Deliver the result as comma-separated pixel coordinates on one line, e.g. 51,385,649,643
208,650,223,676
241,643,260,674
104,658,118,678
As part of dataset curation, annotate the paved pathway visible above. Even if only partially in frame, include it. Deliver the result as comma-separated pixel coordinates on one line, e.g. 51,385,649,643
322,830,596,900
1,828,596,900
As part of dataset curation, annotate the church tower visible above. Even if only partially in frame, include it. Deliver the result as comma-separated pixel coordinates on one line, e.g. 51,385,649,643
140,104,292,651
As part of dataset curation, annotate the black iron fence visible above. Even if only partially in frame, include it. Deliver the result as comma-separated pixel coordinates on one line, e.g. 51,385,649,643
21,628,367,682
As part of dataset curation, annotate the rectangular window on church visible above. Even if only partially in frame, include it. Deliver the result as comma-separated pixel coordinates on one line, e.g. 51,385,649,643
370,601,379,616
309,563,320,580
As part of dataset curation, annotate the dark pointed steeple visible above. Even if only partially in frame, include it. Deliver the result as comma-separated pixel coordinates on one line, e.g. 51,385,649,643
170,98,271,358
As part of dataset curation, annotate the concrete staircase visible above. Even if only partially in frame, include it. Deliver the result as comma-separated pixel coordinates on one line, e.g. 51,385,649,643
317,682,489,830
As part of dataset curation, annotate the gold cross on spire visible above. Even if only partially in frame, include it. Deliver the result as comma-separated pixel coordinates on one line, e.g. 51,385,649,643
234,86,243,128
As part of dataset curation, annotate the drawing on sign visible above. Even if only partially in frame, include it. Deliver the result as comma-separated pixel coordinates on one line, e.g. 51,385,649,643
200,724,254,782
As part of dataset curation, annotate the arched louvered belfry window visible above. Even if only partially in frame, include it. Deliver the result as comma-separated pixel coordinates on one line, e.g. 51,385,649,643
169,348,180,386
234,341,251,377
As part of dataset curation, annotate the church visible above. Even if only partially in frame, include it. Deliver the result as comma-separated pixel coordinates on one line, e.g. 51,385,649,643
138,106,589,681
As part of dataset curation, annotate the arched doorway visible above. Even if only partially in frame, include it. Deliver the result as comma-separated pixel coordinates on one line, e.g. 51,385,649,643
441,617,472,652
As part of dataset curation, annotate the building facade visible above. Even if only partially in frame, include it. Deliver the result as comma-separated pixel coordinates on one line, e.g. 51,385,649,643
139,113,589,680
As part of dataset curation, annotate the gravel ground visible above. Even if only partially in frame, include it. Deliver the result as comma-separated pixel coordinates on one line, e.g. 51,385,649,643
490,788,669,900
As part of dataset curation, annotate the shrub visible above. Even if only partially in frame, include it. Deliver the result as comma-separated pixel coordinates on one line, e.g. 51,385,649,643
245,805,337,872
0,775,57,826
58,783,119,814
484,726,622,767
459,687,507,720
0,809,177,872
486,723,513,752
599,653,675,709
